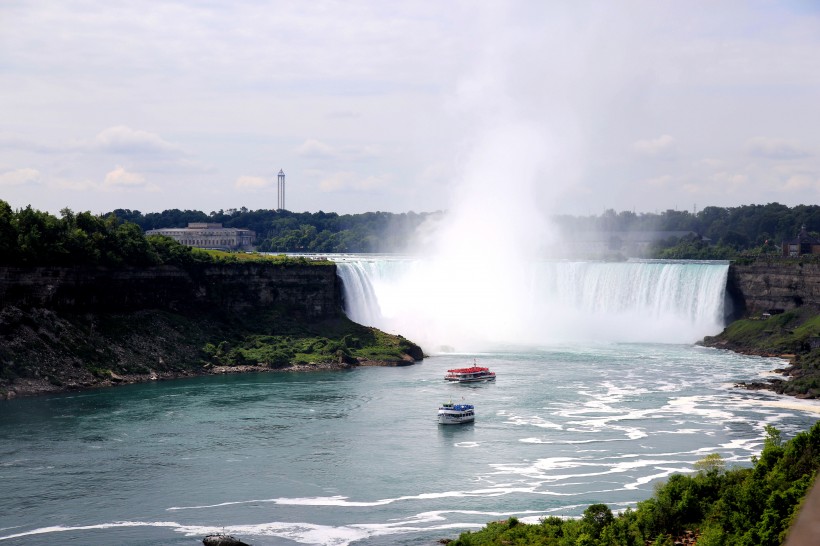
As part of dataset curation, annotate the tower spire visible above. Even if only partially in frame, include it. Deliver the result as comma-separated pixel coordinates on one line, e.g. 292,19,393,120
277,169,286,211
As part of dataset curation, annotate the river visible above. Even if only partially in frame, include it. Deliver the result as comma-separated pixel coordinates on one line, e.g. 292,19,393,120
2,257,819,545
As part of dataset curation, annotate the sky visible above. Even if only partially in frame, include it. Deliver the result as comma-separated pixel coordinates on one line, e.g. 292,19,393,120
2,1,820,218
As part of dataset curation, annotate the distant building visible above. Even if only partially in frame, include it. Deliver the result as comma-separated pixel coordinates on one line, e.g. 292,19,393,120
146,223,256,251
782,225,820,257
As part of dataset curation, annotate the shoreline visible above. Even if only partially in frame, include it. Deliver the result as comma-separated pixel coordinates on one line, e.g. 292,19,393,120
699,337,820,400
0,359,415,400
5,342,814,403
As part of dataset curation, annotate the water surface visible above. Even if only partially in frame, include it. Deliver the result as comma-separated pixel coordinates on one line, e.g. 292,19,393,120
2,344,818,545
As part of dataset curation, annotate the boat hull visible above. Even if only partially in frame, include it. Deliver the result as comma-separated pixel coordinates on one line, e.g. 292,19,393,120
444,376,496,383
437,412,475,424
437,403,475,424
444,364,496,383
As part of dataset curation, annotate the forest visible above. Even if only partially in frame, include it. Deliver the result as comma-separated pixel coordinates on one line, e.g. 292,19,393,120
109,202,820,258
2,200,820,265
0,200,295,267
111,206,440,254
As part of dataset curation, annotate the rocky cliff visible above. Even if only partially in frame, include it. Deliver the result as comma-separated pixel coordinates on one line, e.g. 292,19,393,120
0,262,422,399
0,263,340,318
727,261,820,317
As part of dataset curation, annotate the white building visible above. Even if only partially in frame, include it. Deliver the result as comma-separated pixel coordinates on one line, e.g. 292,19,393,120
146,223,256,251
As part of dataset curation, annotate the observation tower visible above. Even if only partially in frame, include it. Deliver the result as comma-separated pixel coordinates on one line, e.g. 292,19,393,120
277,169,286,211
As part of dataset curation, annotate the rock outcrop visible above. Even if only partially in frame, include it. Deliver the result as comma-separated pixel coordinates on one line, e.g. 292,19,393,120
727,261,820,317
203,534,251,546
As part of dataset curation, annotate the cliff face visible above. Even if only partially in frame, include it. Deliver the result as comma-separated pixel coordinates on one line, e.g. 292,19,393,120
728,262,820,317
0,263,341,319
0,262,424,399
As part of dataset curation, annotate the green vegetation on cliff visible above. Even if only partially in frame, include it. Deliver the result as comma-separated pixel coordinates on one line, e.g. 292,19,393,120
448,423,820,546
701,307,820,398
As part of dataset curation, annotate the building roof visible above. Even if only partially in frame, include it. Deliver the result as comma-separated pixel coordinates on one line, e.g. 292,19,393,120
784,225,820,245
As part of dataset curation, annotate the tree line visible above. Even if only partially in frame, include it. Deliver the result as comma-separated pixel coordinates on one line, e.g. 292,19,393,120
111,207,441,253
111,202,820,258
2,200,820,264
0,200,207,266
554,203,820,259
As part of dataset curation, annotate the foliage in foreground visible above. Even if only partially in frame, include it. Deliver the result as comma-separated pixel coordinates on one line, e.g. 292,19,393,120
449,423,820,546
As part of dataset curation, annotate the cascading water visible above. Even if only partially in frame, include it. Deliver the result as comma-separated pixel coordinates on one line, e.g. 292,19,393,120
335,256,730,351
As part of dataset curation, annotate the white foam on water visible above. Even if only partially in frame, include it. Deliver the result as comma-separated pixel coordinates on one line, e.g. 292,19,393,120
656,428,704,435
624,467,692,490
0,521,181,542
503,414,563,429
664,396,735,420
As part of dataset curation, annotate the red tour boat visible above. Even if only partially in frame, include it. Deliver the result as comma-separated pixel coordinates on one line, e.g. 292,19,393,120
444,360,496,383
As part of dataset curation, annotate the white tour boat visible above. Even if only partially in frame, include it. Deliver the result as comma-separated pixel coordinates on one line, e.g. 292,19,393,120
444,361,496,383
437,401,475,424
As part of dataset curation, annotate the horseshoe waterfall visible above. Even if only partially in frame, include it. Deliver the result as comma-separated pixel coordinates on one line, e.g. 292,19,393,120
336,257,731,351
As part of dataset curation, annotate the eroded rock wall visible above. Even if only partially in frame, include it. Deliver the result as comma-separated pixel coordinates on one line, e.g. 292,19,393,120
728,261,820,316
0,263,341,319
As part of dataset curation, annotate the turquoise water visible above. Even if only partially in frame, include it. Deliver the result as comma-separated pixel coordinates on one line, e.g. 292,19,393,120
2,344,819,545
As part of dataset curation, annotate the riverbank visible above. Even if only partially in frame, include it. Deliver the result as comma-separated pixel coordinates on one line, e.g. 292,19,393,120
699,306,820,399
0,303,423,400
1,359,416,400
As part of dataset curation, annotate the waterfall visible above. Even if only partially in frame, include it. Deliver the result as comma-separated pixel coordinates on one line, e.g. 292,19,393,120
335,256,730,352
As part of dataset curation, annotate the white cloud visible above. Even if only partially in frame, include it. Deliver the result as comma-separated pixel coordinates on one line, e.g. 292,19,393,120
747,138,811,160
235,176,272,190
633,135,676,157
89,126,182,156
0,168,40,186
102,165,150,189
